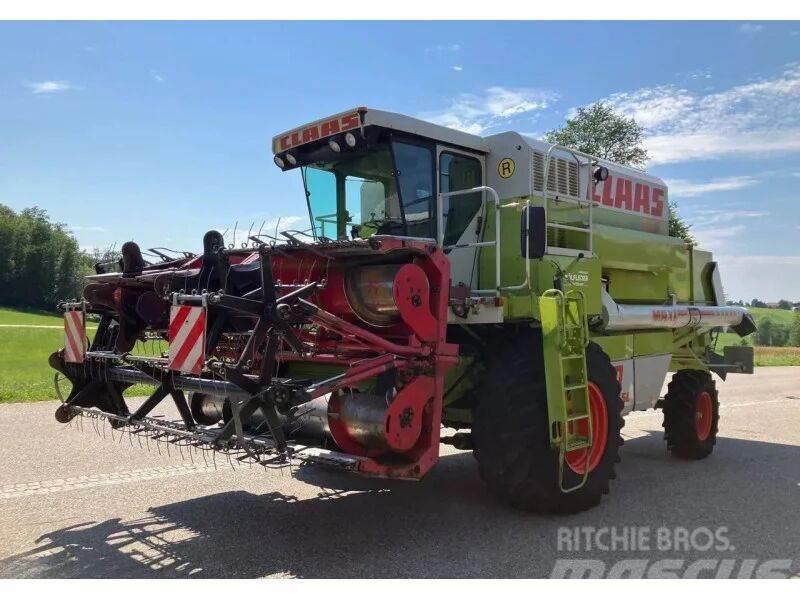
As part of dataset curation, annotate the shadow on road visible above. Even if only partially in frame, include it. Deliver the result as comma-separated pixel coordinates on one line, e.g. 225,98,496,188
2,430,799,578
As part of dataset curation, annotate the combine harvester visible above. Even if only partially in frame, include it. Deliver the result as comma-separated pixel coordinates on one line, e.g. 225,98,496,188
51,108,756,512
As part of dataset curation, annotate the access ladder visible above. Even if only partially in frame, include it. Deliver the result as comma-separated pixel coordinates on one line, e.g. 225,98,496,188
539,288,593,492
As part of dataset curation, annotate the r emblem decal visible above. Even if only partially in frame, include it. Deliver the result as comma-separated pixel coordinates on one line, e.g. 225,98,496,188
498,158,515,179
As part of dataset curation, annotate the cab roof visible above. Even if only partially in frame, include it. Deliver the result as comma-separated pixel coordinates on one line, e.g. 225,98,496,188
271,107,489,155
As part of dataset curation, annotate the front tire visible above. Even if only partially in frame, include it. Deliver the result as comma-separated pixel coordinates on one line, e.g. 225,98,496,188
663,370,719,459
472,329,624,514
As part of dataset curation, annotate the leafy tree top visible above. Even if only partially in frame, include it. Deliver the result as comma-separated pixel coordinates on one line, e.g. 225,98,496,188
544,102,649,168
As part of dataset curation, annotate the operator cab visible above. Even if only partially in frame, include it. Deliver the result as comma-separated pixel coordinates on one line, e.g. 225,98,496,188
271,108,489,255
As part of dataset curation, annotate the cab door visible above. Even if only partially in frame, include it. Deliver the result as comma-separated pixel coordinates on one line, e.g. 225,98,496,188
437,146,486,288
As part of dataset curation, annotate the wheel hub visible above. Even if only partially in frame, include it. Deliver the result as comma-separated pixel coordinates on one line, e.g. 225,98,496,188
695,391,713,441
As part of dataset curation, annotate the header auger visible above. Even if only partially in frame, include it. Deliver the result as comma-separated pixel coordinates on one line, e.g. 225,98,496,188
52,107,756,512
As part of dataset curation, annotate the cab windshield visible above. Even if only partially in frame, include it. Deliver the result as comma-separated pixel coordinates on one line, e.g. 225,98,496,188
301,140,434,240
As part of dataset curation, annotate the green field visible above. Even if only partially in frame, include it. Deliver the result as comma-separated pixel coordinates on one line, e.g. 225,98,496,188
715,306,799,365
1,305,797,403
0,307,154,403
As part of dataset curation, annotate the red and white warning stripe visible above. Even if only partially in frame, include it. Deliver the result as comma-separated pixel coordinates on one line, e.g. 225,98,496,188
168,305,206,375
63,309,86,364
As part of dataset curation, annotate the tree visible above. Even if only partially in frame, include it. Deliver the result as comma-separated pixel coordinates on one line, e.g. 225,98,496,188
777,299,793,310
750,298,767,308
755,316,791,347
755,317,774,346
667,201,695,244
545,103,649,167
544,102,694,242
789,312,800,347
0,204,87,310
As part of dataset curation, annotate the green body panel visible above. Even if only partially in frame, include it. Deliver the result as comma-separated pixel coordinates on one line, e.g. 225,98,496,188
477,195,703,313
445,190,734,427
634,330,675,357
589,333,634,362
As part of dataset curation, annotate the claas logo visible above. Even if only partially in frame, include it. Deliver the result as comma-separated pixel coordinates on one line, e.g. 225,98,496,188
591,175,666,218
279,112,361,151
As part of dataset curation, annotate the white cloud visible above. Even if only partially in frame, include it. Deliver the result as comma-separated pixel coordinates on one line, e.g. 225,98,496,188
70,225,108,233
739,23,765,34
423,86,555,135
604,64,800,164
664,176,758,198
691,224,746,252
684,209,768,254
688,69,712,81
26,80,74,94
451,65,463,72
425,43,460,53
716,255,800,301
691,209,768,223
151,70,165,82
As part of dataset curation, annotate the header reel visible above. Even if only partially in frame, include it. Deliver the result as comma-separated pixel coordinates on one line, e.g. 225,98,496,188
51,233,457,479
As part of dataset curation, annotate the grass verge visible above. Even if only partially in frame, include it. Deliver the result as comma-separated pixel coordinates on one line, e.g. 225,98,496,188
0,314,157,403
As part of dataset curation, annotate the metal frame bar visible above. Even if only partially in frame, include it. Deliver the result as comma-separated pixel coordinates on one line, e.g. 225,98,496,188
541,143,596,257
438,186,536,294
437,185,504,295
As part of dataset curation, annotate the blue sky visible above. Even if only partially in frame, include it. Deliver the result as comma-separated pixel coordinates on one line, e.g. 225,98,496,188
1,21,799,301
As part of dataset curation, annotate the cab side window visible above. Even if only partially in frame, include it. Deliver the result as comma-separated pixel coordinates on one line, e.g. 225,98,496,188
439,152,483,246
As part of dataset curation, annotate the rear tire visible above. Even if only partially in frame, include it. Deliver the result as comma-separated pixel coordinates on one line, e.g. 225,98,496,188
472,328,623,514
663,370,719,460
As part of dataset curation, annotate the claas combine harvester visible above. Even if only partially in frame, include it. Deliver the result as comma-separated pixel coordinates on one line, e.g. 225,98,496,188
51,107,757,513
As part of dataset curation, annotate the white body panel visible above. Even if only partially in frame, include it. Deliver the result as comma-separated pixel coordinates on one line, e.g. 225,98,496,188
633,353,672,411
612,353,672,415
612,358,635,415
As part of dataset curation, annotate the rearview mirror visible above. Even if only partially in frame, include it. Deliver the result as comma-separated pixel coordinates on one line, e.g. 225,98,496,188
521,206,546,259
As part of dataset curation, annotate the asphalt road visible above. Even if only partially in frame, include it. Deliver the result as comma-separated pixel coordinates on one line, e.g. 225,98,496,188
0,368,798,578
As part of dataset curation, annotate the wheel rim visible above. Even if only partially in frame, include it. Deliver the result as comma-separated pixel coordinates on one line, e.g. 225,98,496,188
695,391,713,441
565,382,609,475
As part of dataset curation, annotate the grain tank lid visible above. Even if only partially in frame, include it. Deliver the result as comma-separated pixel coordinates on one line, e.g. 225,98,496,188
518,134,667,188
271,107,489,155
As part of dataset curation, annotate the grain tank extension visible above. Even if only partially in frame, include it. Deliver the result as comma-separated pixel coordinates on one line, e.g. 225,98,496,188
50,107,755,513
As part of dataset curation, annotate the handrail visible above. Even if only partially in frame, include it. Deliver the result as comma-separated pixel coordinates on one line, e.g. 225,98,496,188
541,143,596,257
438,186,501,294
437,185,534,295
